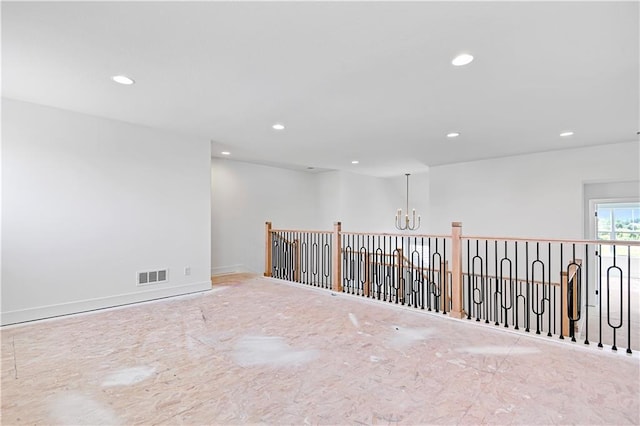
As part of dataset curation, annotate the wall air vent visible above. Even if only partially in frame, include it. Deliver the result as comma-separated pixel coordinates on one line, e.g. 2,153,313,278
137,269,169,286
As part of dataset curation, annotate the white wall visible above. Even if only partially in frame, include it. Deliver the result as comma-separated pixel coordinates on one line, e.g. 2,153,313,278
315,170,429,233
211,141,638,277
428,141,640,239
210,165,431,274
316,144,638,239
1,99,211,325
211,159,319,274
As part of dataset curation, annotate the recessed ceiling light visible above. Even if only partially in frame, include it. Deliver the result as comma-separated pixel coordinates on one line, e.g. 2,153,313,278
111,75,135,85
351,160,359,164
272,123,285,130
560,131,574,137
452,53,474,66
447,132,461,138
221,151,231,156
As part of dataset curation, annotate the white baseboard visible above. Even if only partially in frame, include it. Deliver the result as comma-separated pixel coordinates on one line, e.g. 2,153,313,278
210,264,254,276
0,281,211,326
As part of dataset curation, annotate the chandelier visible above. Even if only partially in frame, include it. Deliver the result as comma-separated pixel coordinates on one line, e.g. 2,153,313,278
395,173,421,231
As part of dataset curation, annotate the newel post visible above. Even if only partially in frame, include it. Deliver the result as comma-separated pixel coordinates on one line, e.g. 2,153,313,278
264,221,273,277
449,222,465,318
332,221,342,292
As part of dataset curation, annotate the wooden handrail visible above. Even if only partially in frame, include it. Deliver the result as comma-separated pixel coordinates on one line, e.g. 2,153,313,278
343,248,448,273
463,236,640,246
270,228,332,235
341,231,452,238
271,232,298,247
463,271,561,287
274,227,640,246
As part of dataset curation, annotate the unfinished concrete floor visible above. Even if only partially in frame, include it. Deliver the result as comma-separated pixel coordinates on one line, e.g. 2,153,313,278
2,275,639,425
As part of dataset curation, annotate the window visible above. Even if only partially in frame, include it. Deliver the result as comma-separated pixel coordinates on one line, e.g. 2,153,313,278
596,202,640,241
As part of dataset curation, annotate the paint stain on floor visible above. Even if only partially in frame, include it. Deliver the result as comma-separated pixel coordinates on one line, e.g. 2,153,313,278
101,366,156,387
233,335,318,367
49,392,121,425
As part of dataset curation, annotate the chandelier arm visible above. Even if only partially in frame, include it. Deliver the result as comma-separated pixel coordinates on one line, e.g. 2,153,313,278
394,172,420,231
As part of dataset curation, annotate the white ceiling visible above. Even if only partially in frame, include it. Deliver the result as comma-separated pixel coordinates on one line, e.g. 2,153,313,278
3,1,638,177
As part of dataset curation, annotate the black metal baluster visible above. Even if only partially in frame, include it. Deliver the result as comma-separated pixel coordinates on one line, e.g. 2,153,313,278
432,251,442,313
291,231,296,281
494,241,499,325
531,243,545,335
525,242,530,332
427,237,432,311
307,232,313,285
305,233,310,285
514,242,520,330
281,232,287,280
466,239,472,320
288,231,294,281
547,242,552,337
472,241,484,322
368,236,373,297
626,246,632,354
584,243,590,345
290,231,294,281
324,233,331,289
501,242,513,328
419,236,424,309
355,234,361,295
566,244,582,343
607,245,623,351
409,237,417,308
560,244,564,339
443,238,448,314
343,235,351,293
374,236,380,300
273,235,278,278
359,239,368,297
312,232,316,285
393,236,400,304
384,238,390,301
484,240,490,324
598,245,603,348
312,232,317,286
350,234,356,294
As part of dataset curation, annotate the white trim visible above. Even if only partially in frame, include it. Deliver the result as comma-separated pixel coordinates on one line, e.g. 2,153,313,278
210,264,252,276
0,281,211,326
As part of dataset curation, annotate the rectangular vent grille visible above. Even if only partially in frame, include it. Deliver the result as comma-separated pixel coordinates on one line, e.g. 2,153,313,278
137,269,169,286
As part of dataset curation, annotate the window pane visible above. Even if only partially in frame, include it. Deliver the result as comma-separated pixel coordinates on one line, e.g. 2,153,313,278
598,202,640,241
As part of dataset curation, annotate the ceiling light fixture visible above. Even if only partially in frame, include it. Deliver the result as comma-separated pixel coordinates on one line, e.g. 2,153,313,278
111,75,135,85
272,123,285,130
395,173,421,231
447,132,461,138
221,151,231,156
560,131,574,137
351,160,359,164
452,53,474,66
